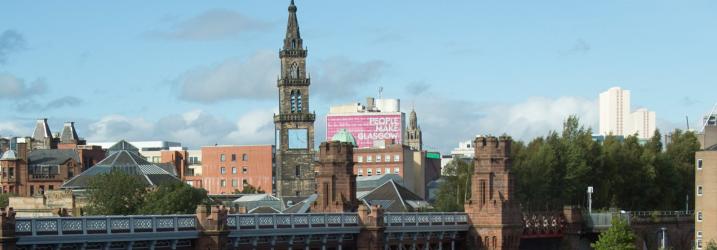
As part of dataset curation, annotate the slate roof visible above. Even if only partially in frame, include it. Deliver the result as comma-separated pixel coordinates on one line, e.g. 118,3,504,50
32,119,52,140
233,194,283,212
249,206,281,214
0,150,17,160
357,174,403,192
59,122,79,143
61,140,180,189
707,144,717,151
281,194,317,214
28,149,79,166
358,179,430,212
156,163,178,176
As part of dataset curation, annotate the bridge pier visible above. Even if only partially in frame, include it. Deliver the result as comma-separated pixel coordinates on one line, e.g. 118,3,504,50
195,205,229,250
0,208,16,250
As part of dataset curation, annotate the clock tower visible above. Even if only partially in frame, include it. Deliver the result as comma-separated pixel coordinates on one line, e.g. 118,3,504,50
274,0,316,197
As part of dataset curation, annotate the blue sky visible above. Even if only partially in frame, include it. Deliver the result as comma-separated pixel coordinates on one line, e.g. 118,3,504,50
0,1,715,152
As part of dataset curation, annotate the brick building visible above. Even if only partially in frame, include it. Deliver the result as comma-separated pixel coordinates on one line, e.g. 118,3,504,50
185,145,273,195
0,121,105,196
351,138,440,200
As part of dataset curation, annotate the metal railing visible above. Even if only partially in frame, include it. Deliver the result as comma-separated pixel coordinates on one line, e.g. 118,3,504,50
15,215,198,236
384,212,469,227
628,210,694,218
227,213,359,230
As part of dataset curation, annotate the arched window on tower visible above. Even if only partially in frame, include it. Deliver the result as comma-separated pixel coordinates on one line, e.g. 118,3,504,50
290,63,299,79
291,39,297,49
297,90,303,112
290,91,296,113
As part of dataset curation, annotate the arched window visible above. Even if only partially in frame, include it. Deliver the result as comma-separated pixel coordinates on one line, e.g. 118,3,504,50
290,91,296,113
242,153,248,161
290,63,299,79
492,236,497,249
296,90,303,112
291,39,296,49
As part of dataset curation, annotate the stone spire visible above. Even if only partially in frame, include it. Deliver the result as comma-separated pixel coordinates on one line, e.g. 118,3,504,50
283,0,302,50
406,109,422,151
60,122,79,144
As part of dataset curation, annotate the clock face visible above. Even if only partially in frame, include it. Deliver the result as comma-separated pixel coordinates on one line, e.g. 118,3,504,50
288,128,308,149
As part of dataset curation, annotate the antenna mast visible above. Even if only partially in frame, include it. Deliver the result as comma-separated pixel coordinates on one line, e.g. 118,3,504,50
704,102,717,132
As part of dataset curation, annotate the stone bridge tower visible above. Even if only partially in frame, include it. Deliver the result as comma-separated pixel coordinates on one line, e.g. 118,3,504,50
312,141,358,213
274,0,316,197
465,136,522,250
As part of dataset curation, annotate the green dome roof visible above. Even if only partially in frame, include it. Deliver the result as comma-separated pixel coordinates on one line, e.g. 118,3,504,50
331,129,357,146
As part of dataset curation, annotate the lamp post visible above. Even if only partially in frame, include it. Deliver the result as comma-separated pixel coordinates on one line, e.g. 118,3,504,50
587,186,593,214
660,227,667,249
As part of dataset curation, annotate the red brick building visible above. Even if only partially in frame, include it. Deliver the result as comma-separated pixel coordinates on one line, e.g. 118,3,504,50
185,145,273,195
0,121,105,196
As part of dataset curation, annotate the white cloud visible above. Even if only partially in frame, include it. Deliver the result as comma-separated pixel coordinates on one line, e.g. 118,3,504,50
149,9,271,41
87,109,277,148
414,96,597,152
314,57,387,100
0,73,47,99
177,51,278,103
0,121,27,137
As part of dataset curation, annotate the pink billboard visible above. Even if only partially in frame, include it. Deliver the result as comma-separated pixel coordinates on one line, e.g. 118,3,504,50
326,114,404,148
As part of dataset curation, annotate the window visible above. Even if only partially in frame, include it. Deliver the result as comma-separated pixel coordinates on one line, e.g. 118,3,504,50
394,155,400,162
242,154,248,161
232,179,238,187
243,179,249,187
48,185,53,190
698,185,704,196
220,167,226,175
394,168,400,174
220,154,226,162
376,155,382,162
698,211,703,222
232,167,237,174
698,231,703,238
698,239,703,249
698,159,703,170
152,156,160,163
243,167,248,174
385,168,390,175
357,156,363,162
367,168,372,176
376,168,382,175
231,154,237,162
367,156,373,163
358,168,363,176
290,91,297,113
295,166,300,177
220,180,226,187
8,167,13,178
291,39,296,49
385,155,390,162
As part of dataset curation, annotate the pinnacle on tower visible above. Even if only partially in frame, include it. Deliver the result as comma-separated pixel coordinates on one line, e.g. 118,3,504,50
284,0,302,50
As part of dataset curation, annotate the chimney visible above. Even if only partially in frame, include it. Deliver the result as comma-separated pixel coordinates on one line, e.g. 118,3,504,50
366,97,375,110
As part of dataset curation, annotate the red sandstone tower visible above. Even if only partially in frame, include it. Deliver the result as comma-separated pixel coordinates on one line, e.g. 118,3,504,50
312,141,358,213
464,136,522,250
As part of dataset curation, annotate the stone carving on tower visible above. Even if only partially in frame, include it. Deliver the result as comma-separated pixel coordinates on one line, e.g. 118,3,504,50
274,0,317,197
406,109,423,151
464,136,522,250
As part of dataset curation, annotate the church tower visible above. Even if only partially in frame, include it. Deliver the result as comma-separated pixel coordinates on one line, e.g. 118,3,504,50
406,109,423,151
274,0,316,197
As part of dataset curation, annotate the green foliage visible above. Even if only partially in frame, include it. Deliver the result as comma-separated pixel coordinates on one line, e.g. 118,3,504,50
591,217,637,250
706,240,717,250
0,193,15,207
86,171,146,215
233,183,265,194
85,171,208,215
509,115,699,211
433,158,473,211
139,182,208,214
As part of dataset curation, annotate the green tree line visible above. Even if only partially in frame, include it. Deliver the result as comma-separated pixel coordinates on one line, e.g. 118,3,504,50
85,171,210,215
435,116,700,212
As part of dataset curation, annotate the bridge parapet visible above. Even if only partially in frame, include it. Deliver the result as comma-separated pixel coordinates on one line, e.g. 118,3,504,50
384,212,469,233
522,212,566,238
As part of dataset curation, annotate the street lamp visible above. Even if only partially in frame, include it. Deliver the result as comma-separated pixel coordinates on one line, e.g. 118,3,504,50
587,186,593,214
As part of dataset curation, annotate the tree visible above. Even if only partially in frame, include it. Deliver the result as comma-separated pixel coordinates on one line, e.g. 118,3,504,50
233,184,265,194
591,217,637,250
85,171,146,215
433,158,473,211
0,193,14,207
706,240,717,250
139,182,208,215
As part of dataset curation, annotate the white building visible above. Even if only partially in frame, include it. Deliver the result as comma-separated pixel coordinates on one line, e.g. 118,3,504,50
599,87,631,136
628,108,656,139
88,140,182,152
450,140,475,158
599,87,656,139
